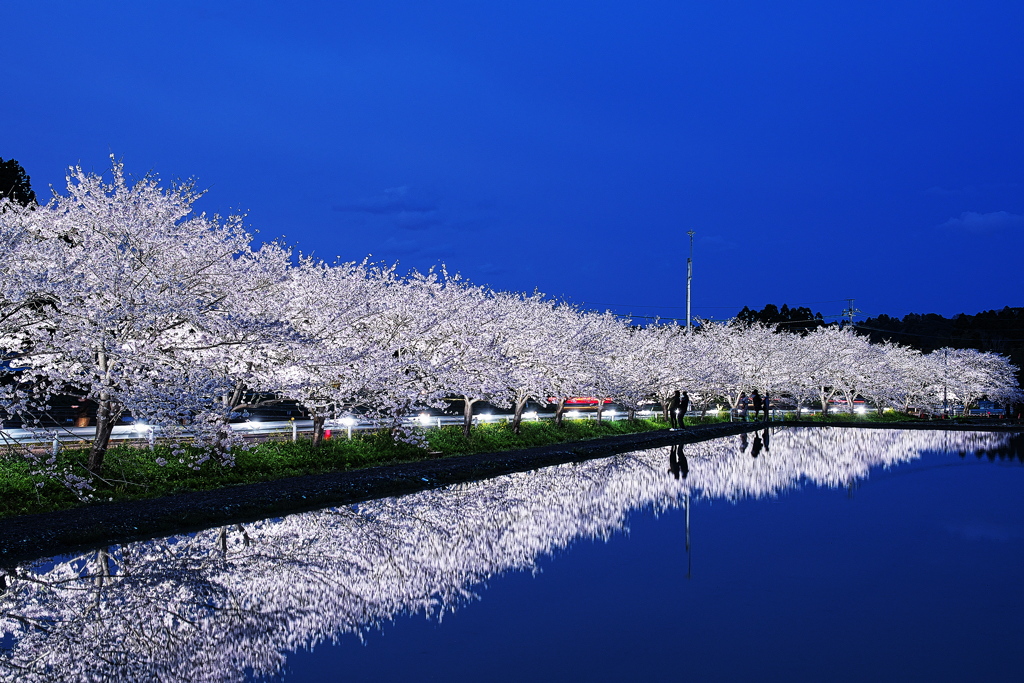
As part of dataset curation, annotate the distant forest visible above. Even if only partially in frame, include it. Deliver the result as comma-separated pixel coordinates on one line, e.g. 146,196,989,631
858,308,1024,385
737,304,1024,388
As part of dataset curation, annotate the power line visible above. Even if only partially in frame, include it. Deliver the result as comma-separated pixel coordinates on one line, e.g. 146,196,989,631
614,313,848,324
853,323,1024,343
580,299,852,310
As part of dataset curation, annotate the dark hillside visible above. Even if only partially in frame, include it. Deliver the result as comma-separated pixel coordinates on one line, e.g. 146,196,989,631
856,307,1024,386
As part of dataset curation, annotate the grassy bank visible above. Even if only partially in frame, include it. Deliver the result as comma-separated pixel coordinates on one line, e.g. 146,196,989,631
1,417,683,518
0,411,938,519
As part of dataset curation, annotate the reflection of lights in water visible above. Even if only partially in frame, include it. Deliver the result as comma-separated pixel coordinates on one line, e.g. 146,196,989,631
1,429,1012,682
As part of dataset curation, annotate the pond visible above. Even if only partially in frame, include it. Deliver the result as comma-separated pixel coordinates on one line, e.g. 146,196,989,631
1,427,1022,682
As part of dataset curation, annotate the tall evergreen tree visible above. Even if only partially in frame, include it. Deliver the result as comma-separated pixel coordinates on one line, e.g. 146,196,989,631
0,158,37,206
735,303,824,333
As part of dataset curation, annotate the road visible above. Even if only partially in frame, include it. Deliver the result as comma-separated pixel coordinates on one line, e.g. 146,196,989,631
0,409,647,447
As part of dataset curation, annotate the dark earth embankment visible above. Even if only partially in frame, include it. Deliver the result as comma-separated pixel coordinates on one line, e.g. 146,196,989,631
2,420,1020,564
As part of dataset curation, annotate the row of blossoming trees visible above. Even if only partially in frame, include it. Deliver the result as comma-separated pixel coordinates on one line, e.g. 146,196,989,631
1,162,1020,478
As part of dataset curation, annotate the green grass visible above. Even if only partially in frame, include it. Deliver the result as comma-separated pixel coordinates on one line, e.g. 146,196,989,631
0,417,673,519
424,416,676,454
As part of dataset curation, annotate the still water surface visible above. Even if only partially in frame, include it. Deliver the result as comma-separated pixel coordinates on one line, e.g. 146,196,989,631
2,427,1022,682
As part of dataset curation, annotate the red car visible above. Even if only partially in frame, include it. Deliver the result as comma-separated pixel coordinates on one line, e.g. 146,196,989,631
549,397,613,407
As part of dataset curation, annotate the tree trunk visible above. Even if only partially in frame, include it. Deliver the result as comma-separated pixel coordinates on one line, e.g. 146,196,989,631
726,392,742,422
93,547,112,593
462,396,477,438
554,398,566,427
511,397,528,434
311,414,326,448
87,395,120,474
627,408,635,420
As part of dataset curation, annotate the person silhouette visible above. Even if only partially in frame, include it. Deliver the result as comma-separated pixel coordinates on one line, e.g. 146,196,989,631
763,391,771,421
762,428,770,452
752,390,763,422
680,391,690,426
739,392,749,422
751,432,763,458
668,390,682,429
669,444,681,479
679,446,689,479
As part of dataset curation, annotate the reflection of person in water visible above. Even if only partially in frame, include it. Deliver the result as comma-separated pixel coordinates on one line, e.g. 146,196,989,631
668,444,689,479
752,390,763,422
740,431,749,452
751,432,763,458
762,428,770,452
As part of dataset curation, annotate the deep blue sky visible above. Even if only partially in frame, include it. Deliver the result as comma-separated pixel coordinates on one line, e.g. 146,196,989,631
4,1,1022,322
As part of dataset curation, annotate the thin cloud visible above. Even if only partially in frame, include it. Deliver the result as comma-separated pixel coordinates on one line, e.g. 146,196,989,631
333,186,437,215
948,522,1023,543
924,182,1020,197
939,211,1024,233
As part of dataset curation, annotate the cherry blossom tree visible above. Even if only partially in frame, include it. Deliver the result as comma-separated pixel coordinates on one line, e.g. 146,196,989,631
429,283,513,437
489,292,560,433
791,325,873,415
257,257,407,446
535,307,619,426
695,321,792,419
935,347,1021,414
6,160,274,474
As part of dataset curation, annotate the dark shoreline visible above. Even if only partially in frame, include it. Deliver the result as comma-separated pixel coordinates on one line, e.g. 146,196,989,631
2,420,1020,565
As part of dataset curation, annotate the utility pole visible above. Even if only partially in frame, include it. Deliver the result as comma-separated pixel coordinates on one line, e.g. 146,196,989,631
841,298,861,328
943,347,949,418
686,231,695,332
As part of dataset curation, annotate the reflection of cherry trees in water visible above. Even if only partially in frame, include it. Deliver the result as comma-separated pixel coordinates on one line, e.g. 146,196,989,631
0,429,1014,682
687,428,1011,501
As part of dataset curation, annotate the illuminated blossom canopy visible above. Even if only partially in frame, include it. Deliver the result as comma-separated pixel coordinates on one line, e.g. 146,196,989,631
0,161,1020,486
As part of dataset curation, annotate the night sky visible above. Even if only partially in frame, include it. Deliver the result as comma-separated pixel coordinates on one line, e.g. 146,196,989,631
4,1,1022,323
